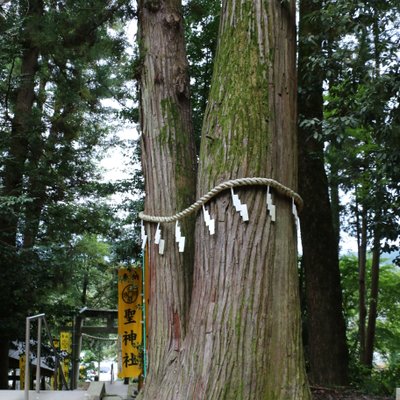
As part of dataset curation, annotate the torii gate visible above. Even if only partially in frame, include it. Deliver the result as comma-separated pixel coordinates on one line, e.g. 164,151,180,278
71,307,118,389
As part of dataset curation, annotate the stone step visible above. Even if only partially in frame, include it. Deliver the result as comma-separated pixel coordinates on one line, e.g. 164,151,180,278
104,381,130,398
86,381,105,400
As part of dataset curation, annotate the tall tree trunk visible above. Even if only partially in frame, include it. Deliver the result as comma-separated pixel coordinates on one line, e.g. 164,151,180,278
329,151,341,248
22,134,47,249
138,0,197,391
22,72,48,249
0,0,42,246
297,0,349,385
326,27,341,250
0,0,43,388
22,177,47,249
363,9,383,369
141,1,310,398
364,227,380,367
82,263,89,307
356,197,368,363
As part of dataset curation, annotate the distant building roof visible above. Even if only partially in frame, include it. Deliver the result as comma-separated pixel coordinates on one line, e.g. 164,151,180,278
9,341,54,374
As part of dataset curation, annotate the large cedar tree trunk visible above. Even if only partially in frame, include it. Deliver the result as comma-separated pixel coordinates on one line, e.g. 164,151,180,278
297,0,349,386
364,18,382,368
138,0,197,390
140,1,310,399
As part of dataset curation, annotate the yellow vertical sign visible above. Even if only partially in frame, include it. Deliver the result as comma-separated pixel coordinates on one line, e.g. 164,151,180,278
19,355,25,389
118,267,143,378
60,332,72,352
60,331,72,382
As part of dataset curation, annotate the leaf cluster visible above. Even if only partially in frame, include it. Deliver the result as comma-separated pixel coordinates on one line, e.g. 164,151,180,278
319,0,400,252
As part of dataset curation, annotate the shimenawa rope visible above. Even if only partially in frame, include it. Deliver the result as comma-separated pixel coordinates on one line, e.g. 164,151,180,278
139,177,302,223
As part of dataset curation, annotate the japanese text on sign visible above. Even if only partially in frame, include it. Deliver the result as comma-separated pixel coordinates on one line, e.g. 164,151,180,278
118,267,143,378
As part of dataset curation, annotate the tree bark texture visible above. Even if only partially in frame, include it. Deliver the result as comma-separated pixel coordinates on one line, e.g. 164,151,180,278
357,201,367,363
364,226,380,367
138,0,197,390
22,97,73,249
329,153,341,249
326,35,341,250
142,1,310,399
364,14,383,369
297,0,349,386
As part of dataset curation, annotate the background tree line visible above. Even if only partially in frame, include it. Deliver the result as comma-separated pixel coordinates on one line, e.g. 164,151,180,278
0,0,140,388
0,0,398,396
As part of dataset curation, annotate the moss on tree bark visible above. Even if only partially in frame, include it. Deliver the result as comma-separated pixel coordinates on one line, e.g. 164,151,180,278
138,0,197,391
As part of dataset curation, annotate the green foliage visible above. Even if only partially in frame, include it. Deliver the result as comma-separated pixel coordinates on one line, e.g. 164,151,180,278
79,350,97,381
0,0,137,345
20,233,116,330
321,0,400,262
349,360,400,396
0,194,33,208
183,0,220,150
106,137,144,267
340,254,400,393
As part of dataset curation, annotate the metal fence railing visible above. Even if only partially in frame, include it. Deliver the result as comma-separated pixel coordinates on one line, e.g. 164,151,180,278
24,313,69,400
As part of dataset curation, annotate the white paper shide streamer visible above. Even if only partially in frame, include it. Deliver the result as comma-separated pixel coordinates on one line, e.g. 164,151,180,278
141,220,147,250
292,197,299,229
175,221,186,253
202,205,215,235
266,186,276,222
154,223,165,255
231,188,249,221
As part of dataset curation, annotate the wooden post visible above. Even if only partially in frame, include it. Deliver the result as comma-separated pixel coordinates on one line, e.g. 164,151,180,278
71,315,83,389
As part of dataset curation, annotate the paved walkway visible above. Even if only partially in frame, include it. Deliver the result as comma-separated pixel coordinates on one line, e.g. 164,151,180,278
0,389,87,400
0,381,131,400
